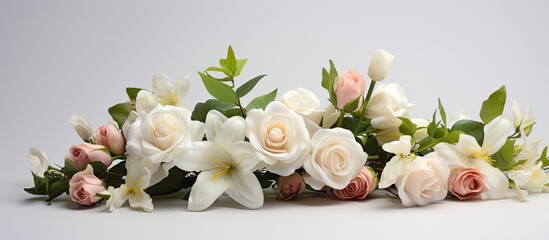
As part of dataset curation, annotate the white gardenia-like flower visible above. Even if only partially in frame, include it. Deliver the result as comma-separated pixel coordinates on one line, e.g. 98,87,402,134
378,135,415,188
126,104,205,164
434,115,512,199
174,111,263,211
70,115,93,141
367,49,395,82
508,162,549,201
303,128,367,190
135,75,190,114
106,156,153,212
246,101,310,176
279,88,324,124
28,148,50,177
365,83,414,144
396,152,449,207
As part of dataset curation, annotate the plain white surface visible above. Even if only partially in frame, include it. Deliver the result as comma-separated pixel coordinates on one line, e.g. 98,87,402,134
2,0,549,239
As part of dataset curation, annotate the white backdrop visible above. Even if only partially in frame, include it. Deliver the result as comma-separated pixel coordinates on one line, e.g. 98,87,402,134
2,1,549,239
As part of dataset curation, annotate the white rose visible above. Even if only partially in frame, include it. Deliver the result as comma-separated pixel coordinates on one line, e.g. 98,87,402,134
396,152,449,207
279,88,324,124
127,104,204,163
70,115,93,140
367,49,395,82
303,128,368,190
246,101,310,176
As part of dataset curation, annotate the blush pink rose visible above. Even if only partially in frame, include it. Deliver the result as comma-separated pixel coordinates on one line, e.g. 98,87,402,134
65,143,112,171
333,70,366,111
69,165,105,206
332,167,377,200
277,172,306,200
448,167,487,200
93,122,126,155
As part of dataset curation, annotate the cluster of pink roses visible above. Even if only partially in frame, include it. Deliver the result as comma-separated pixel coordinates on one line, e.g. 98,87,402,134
67,118,126,206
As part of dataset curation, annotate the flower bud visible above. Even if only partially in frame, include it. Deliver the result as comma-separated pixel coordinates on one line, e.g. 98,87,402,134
70,115,93,141
367,49,395,81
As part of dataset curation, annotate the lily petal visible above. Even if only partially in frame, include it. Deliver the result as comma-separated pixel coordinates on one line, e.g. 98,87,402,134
231,141,261,172
226,172,264,209
470,160,509,199
173,142,227,172
205,110,228,141
482,115,512,155
190,121,205,142
128,190,154,212
152,75,172,99
382,135,412,156
188,170,230,211
175,75,190,99
434,143,468,169
455,134,482,156
215,116,246,152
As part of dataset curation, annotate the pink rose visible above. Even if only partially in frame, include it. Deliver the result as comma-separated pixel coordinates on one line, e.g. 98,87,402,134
69,165,105,206
448,167,487,200
277,172,306,200
65,143,112,170
333,70,366,111
332,167,377,200
93,122,126,155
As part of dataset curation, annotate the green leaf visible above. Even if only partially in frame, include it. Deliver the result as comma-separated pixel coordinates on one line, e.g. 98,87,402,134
321,68,331,90
480,86,507,124
205,99,237,111
246,89,278,111
329,60,338,81
199,72,238,103
364,136,381,155
108,102,133,129
492,139,516,171
205,66,233,77
427,110,438,136
399,117,417,136
236,75,267,97
442,130,461,144
108,160,127,176
225,45,237,74
434,127,448,139
224,108,244,118
342,96,361,113
64,161,78,177
24,173,48,195
340,117,360,132
451,119,485,145
146,168,196,196
191,102,211,122
48,180,69,201
89,161,108,180
438,98,447,127
235,59,247,77
126,88,144,101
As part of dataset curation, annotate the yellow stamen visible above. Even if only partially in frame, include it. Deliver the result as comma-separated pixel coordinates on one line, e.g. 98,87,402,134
471,149,494,164
159,93,179,106
212,159,233,181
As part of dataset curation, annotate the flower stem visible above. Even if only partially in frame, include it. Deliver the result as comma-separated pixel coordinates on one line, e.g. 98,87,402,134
353,80,376,135
364,80,376,104
336,110,346,127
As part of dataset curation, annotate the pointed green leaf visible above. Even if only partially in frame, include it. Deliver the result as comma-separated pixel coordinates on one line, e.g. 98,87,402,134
191,102,211,122
205,99,237,111
108,102,133,129
539,146,549,167
442,130,461,144
492,139,516,171
399,117,417,136
24,172,48,195
329,60,338,80
480,86,507,124
89,162,108,180
205,66,233,77
225,46,237,74
199,72,238,103
235,59,247,77
126,88,144,101
146,168,196,196
451,119,485,145
246,89,278,111
236,75,267,97
48,180,69,201
321,67,330,90
427,110,438,136
438,98,447,127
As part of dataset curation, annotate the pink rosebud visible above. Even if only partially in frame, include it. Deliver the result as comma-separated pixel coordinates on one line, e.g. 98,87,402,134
332,167,377,200
93,122,126,155
69,165,105,206
277,172,305,200
65,143,112,171
448,167,487,200
333,70,366,111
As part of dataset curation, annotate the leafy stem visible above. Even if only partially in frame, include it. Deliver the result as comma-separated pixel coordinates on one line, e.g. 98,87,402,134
336,110,346,127
353,80,376,136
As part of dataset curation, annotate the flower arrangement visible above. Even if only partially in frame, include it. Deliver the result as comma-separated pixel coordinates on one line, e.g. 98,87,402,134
24,46,549,212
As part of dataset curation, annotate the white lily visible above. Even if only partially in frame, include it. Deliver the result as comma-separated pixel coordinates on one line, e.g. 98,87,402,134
106,154,153,212
508,162,549,201
512,100,535,136
434,115,512,199
378,135,415,188
515,137,543,165
174,111,263,211
135,75,190,114
28,148,50,177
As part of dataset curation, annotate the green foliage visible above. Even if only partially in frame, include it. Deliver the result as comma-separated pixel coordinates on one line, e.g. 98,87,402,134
246,89,278,111
438,98,447,127
399,117,417,136
539,146,549,167
451,120,485,145
191,102,211,122
492,139,516,171
236,75,267,97
146,168,196,196
480,86,506,124
126,88,144,101
108,102,133,129
199,72,238,103
321,60,339,107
